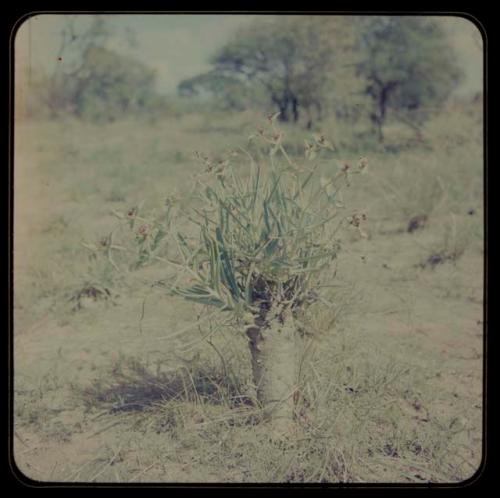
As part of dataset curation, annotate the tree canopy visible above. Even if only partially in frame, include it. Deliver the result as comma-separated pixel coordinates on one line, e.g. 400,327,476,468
178,16,463,136
178,71,252,111
46,17,165,122
180,16,359,126
354,16,463,140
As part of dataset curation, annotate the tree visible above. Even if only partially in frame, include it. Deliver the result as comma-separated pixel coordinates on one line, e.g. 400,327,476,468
204,16,357,126
69,45,162,121
178,70,253,111
354,16,463,141
46,16,110,116
46,16,165,121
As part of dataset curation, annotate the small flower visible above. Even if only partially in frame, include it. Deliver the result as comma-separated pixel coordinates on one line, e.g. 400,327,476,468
304,140,317,160
314,133,326,145
314,133,334,150
165,194,179,208
137,224,150,237
348,213,368,238
349,214,361,227
349,213,366,227
195,151,214,172
99,237,109,248
358,157,369,173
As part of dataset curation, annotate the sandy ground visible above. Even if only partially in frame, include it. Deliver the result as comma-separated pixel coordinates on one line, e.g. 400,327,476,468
12,118,484,483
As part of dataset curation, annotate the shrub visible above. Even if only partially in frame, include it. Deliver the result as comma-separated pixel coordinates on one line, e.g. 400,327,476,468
89,115,367,431
47,45,166,122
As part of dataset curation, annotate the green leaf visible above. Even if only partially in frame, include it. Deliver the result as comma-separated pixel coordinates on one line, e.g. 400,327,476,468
215,227,240,299
264,238,279,257
151,227,166,251
173,287,228,309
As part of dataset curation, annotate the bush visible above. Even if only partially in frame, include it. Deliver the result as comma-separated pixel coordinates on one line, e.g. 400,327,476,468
86,115,367,431
47,45,166,122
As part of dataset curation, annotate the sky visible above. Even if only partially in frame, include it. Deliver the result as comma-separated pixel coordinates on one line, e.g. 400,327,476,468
15,14,255,95
15,14,483,97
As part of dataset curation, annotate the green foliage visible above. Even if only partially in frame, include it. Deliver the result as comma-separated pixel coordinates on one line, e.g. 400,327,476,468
41,16,166,122
179,16,464,136
355,16,463,139
49,45,165,122
178,71,255,111
205,16,358,125
112,117,366,326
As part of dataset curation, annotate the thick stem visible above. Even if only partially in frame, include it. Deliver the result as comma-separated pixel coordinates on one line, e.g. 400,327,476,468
246,316,298,430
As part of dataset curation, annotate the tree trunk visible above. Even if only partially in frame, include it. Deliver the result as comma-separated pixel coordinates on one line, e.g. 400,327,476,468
374,82,397,143
291,97,299,123
246,316,298,432
375,116,384,143
370,112,384,143
373,95,387,143
278,101,290,122
272,94,291,122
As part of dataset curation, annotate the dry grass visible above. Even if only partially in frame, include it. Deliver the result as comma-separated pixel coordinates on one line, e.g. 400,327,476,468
13,105,483,483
